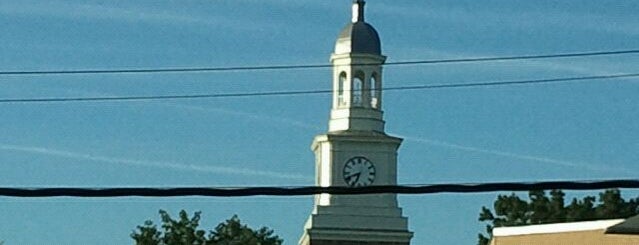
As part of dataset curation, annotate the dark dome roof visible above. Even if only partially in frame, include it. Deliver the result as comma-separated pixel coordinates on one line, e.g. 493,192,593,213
335,22,381,55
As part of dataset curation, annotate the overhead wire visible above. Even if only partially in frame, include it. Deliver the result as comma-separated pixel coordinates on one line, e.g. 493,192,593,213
1,179,638,197
1,49,638,76
0,72,637,104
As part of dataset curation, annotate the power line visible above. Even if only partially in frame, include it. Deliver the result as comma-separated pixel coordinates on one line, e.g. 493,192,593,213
1,179,637,197
1,49,639,76
1,73,637,104
387,49,639,66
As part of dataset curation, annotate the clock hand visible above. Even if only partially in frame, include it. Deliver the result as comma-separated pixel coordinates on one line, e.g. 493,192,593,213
345,173,361,183
344,172,360,179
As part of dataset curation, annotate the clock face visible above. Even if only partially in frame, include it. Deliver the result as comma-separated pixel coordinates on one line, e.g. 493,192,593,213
343,156,376,187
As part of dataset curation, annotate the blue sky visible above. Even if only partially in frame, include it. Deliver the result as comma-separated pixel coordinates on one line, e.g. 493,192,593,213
1,0,638,244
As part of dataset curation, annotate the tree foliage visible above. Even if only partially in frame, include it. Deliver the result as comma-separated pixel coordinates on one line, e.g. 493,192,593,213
131,210,283,245
478,189,639,245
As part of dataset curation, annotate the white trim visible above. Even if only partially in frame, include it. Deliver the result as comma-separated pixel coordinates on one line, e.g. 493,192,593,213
318,143,332,206
493,219,625,237
307,228,412,243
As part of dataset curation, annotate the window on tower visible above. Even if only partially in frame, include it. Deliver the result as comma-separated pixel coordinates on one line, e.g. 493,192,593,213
353,71,365,106
338,72,347,106
371,73,379,109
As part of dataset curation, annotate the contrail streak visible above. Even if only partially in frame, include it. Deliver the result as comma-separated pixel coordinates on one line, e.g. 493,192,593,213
13,88,626,177
163,101,625,175
397,135,630,175
0,144,309,182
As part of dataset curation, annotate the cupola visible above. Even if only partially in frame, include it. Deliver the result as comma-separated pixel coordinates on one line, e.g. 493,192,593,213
334,0,382,55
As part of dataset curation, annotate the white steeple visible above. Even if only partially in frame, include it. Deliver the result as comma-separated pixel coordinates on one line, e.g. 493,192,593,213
299,1,413,245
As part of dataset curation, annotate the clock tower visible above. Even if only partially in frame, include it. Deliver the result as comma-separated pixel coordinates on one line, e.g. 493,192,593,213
299,1,413,244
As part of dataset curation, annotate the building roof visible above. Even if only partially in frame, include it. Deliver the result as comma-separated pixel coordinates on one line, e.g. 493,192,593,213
492,219,625,237
335,22,381,55
333,0,381,55
606,215,639,234
491,218,639,245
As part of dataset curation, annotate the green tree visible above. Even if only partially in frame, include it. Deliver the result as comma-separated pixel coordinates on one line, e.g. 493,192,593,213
208,215,283,245
478,189,639,245
131,210,283,245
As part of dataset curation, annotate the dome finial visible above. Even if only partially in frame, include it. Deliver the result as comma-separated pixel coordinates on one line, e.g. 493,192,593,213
352,0,366,23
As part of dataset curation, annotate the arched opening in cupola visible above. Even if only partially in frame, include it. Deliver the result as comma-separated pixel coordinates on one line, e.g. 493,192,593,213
352,71,365,106
338,72,347,106
370,73,380,109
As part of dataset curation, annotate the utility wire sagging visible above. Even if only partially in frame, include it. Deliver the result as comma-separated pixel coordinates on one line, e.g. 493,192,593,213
0,49,638,76
1,72,637,104
2,179,638,197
